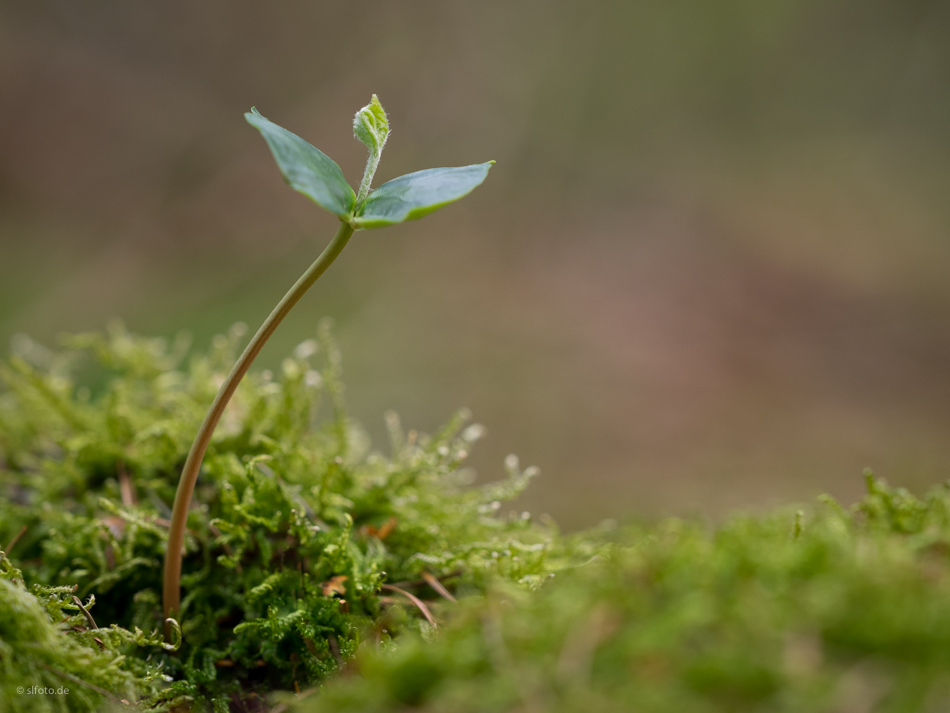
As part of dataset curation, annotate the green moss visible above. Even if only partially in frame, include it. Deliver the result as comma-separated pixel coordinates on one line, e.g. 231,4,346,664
0,553,172,711
4,324,950,712
0,323,557,710
299,477,950,713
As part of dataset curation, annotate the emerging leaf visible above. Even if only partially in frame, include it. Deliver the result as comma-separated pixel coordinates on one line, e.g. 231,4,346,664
353,94,390,155
246,108,356,218
355,162,494,229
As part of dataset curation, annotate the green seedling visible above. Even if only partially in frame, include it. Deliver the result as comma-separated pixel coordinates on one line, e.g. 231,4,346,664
162,95,493,631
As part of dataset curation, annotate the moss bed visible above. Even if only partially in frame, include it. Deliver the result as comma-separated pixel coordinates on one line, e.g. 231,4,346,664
2,324,949,712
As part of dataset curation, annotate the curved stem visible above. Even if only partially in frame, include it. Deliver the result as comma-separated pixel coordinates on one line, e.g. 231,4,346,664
162,221,355,632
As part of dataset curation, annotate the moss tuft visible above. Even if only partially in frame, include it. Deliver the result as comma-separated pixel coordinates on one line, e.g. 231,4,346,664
299,477,950,713
0,323,556,710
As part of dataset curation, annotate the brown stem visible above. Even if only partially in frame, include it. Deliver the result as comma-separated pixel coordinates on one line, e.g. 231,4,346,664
4,524,27,553
381,584,438,628
71,595,98,630
422,570,458,603
162,221,355,635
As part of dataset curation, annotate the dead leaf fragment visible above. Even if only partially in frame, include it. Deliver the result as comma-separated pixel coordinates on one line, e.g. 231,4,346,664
363,517,398,540
321,575,348,597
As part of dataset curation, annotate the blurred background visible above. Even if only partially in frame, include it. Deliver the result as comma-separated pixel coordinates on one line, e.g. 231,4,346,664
2,0,950,527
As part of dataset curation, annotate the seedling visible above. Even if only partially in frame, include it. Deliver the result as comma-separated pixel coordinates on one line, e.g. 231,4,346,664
162,95,493,631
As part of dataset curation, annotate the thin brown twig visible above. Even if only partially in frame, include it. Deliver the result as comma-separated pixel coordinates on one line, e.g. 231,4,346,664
381,584,438,628
71,595,98,630
4,524,27,553
422,571,458,603
117,461,137,507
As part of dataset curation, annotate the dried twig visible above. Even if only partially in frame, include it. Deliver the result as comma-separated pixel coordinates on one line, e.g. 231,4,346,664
4,524,27,553
381,584,438,628
117,461,137,507
71,595,98,630
422,570,458,603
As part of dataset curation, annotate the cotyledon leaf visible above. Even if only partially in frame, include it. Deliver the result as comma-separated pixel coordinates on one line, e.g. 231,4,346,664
246,108,356,218
354,162,494,229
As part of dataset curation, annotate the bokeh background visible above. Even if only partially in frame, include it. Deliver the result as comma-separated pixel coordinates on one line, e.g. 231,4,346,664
2,0,950,527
